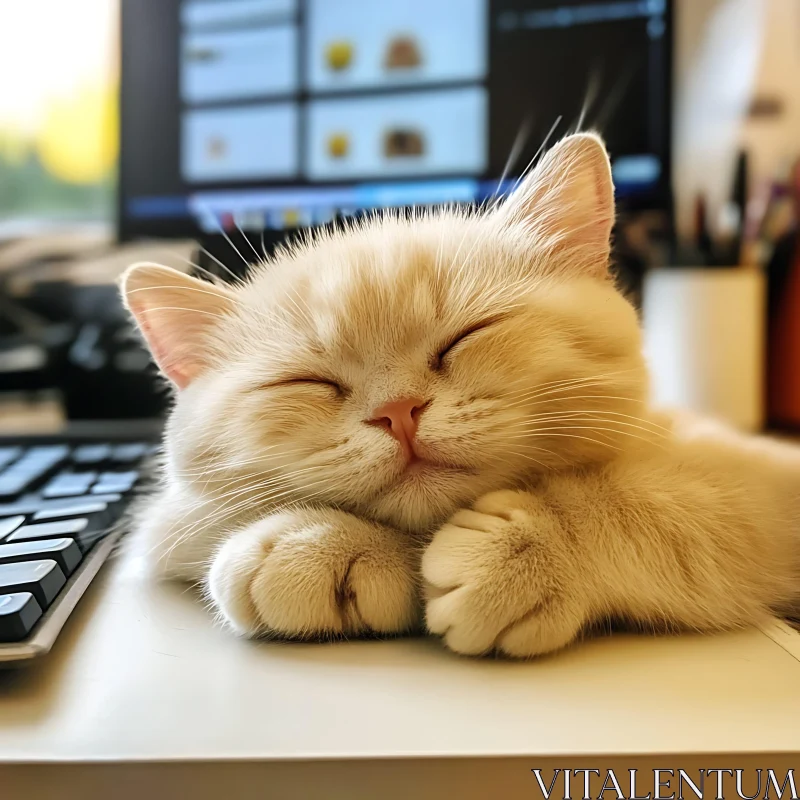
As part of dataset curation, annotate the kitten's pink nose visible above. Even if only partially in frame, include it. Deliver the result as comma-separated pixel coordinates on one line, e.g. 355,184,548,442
368,397,427,461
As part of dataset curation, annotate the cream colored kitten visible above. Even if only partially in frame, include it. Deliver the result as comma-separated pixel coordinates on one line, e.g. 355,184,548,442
122,133,800,658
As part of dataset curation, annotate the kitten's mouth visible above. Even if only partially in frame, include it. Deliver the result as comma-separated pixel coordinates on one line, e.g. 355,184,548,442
381,442,475,491
396,455,474,479
379,459,476,500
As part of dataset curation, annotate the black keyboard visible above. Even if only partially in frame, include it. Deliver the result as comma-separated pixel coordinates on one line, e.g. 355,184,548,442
0,437,156,665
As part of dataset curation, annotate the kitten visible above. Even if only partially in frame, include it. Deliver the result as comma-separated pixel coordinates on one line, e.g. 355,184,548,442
121,133,800,658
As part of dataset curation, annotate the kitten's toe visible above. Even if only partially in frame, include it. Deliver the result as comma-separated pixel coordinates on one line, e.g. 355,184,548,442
471,489,531,518
494,605,584,658
425,586,502,655
206,513,286,636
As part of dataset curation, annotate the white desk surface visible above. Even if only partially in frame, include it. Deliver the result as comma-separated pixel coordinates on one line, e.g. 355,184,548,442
1,547,800,799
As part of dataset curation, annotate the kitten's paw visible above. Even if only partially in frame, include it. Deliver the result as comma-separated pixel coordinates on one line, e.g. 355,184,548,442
208,509,420,639
422,489,586,658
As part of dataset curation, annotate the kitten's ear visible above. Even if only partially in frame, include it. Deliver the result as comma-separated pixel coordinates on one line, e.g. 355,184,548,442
120,262,236,389
497,132,615,278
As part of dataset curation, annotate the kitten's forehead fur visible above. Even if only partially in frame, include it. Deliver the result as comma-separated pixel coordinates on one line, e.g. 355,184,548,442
234,213,546,367
123,133,651,532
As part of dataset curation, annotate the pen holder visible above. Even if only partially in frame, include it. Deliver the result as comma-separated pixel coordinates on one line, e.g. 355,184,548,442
641,267,765,431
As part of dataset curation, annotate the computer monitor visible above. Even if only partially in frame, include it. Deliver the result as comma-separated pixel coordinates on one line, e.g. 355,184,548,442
118,0,673,243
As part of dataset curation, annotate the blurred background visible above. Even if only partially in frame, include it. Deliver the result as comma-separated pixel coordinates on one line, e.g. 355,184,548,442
0,0,117,235
0,0,799,435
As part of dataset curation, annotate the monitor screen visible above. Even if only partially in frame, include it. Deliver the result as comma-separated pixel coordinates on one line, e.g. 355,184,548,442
119,0,672,242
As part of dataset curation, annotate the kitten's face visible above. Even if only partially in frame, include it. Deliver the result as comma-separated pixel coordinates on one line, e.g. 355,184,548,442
123,134,650,531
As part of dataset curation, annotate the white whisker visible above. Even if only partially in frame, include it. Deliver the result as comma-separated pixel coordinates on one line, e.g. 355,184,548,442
235,218,263,264
196,244,245,285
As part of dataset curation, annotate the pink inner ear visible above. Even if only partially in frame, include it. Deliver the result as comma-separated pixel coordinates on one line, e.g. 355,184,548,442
130,300,197,390
499,135,615,278
122,262,236,390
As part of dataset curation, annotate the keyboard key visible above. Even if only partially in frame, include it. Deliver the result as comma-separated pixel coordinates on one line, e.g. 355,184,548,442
8,517,105,552
0,515,25,542
0,493,121,518
92,470,139,494
27,446,70,461
0,560,65,608
33,501,108,521
0,592,43,642
9,518,87,542
0,472,39,499
72,444,111,465
110,443,148,464
0,446,70,499
0,447,21,471
0,537,82,576
103,470,139,483
42,471,98,498
13,445,69,468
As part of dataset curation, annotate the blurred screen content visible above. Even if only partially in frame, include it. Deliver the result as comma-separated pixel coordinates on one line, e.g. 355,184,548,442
121,0,671,239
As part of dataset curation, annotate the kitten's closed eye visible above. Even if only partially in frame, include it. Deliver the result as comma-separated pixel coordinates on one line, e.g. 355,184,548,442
259,377,346,396
431,317,505,371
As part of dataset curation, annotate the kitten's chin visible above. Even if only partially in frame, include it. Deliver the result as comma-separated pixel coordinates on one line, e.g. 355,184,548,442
365,467,487,532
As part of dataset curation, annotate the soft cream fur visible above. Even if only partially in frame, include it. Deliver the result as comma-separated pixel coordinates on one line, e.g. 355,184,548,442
121,134,800,657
